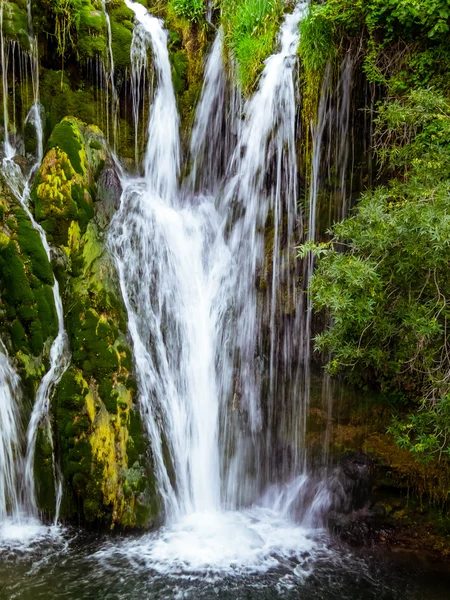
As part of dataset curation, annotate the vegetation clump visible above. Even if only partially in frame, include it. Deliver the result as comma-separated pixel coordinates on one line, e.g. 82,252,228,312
302,90,450,465
221,0,284,93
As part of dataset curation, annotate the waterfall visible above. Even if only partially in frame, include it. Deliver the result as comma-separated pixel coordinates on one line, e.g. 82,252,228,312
0,346,22,522
218,3,308,502
112,0,228,521
188,29,240,194
102,1,334,574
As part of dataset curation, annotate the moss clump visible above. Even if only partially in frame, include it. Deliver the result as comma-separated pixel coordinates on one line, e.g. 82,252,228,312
32,118,103,245
77,2,108,61
1,0,30,49
48,119,85,175
0,202,57,359
109,2,134,70
165,4,210,127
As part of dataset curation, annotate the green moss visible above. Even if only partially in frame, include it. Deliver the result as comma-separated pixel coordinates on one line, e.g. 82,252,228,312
78,3,107,60
48,119,84,175
15,210,54,284
2,0,30,49
109,3,134,70
34,426,56,515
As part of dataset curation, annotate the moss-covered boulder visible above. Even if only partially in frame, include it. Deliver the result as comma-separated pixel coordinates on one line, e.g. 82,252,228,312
33,116,157,528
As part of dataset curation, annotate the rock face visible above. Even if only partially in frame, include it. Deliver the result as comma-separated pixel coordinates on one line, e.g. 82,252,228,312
28,117,158,528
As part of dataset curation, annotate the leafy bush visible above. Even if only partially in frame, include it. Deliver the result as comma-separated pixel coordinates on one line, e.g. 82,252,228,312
301,90,450,460
169,0,205,22
300,0,450,88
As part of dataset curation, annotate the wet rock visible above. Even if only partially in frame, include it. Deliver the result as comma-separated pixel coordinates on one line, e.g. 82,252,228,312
95,167,123,230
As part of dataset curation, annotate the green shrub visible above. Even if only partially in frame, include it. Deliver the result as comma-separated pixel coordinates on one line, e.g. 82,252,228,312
222,0,283,93
302,90,450,461
168,0,204,22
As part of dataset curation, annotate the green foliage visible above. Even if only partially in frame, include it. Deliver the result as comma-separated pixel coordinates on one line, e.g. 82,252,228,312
298,7,335,75
222,0,283,93
302,0,450,89
168,0,204,22
303,90,450,461
388,395,450,461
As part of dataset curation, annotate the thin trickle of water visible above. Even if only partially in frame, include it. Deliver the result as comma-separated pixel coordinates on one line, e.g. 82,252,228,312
303,65,332,410
188,29,241,194
101,0,119,150
0,347,22,522
336,54,354,220
1,1,14,159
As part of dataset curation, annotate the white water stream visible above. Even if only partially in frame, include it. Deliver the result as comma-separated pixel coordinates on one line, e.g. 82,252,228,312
107,0,330,573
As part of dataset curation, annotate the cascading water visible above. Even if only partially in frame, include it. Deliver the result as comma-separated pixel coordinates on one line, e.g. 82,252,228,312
187,29,241,194
105,0,329,574
219,2,312,503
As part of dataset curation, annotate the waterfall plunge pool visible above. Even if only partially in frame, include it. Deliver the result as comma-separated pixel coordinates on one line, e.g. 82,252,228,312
0,521,449,599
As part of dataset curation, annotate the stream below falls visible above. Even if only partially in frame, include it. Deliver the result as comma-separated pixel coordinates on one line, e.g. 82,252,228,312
0,509,449,599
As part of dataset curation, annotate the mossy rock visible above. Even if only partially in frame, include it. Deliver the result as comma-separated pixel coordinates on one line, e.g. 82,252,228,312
1,0,30,49
31,117,106,246
0,175,57,364
32,117,158,528
109,2,135,71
